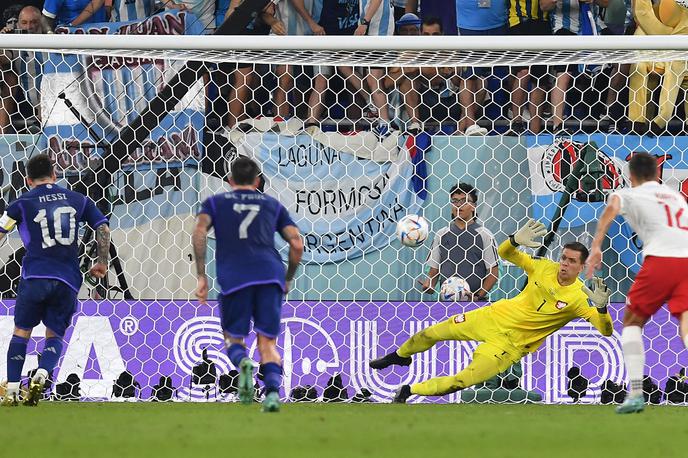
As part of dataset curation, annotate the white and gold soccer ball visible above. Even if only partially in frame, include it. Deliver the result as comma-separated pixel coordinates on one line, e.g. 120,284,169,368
396,214,429,247
440,277,472,301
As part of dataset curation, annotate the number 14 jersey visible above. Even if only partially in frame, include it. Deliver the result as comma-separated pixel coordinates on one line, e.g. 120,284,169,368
612,181,688,258
199,189,296,296
0,183,108,292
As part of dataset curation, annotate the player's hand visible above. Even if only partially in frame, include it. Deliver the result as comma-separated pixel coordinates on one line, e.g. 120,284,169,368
585,245,603,279
513,219,548,248
89,263,108,279
196,276,209,305
285,278,292,294
417,277,436,294
582,277,611,309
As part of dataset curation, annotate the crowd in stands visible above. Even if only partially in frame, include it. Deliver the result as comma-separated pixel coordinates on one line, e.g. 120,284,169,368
0,0,663,138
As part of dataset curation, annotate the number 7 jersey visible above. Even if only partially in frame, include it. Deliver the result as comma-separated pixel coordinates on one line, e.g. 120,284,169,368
0,183,108,292
199,189,296,296
612,181,688,258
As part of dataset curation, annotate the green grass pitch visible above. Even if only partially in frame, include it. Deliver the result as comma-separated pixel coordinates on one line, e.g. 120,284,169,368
1,403,686,457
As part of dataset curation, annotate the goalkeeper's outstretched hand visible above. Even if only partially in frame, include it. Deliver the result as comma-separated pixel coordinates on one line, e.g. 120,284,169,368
582,277,611,310
513,219,548,248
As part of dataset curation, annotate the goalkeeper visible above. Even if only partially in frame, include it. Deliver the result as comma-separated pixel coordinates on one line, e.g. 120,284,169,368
370,219,614,403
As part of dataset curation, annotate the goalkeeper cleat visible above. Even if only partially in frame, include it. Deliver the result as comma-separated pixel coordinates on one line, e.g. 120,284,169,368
616,395,645,414
369,351,412,370
238,358,255,405
262,392,280,413
23,377,46,407
392,385,412,404
1,392,19,407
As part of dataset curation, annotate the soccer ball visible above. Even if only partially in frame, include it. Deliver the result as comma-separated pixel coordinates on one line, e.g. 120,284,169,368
396,214,429,247
440,277,472,301
677,0,688,9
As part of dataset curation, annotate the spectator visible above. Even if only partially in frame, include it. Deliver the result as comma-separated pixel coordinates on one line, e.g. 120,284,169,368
381,13,423,132
305,0,363,128
70,0,167,25
358,0,396,138
0,5,45,133
172,0,216,32
455,0,508,136
419,183,499,301
542,0,609,132
391,0,407,21
273,0,323,120
405,0,457,35
43,0,107,27
508,0,551,133
224,0,284,127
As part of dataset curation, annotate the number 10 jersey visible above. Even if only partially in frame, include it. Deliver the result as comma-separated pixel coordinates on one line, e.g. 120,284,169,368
0,183,108,292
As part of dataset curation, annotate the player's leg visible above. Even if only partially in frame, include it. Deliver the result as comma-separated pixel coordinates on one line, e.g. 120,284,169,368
370,309,487,370
24,281,78,406
393,343,519,403
617,258,666,414
219,288,254,404
3,279,43,406
253,284,284,413
273,64,292,119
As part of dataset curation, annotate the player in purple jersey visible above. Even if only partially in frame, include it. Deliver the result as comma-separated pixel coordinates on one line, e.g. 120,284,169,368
192,157,303,412
0,154,110,407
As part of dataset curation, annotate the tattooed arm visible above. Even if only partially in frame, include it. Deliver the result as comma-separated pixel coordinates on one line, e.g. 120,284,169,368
89,223,110,279
193,213,212,303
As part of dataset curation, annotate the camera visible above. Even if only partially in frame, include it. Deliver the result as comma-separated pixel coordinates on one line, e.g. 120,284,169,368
13,29,28,34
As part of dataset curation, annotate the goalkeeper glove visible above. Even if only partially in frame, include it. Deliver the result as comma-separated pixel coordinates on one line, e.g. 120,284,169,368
582,277,611,311
510,219,547,248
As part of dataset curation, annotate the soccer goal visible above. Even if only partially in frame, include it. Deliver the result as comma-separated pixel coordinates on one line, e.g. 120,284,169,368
1,26,687,405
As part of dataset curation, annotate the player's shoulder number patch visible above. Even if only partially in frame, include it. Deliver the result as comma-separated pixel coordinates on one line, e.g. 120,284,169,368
453,314,466,324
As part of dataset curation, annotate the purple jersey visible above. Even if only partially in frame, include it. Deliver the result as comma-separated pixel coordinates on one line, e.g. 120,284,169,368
0,184,108,292
199,189,296,295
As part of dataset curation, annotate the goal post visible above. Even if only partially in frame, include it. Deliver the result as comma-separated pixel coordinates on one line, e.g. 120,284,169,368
0,30,687,404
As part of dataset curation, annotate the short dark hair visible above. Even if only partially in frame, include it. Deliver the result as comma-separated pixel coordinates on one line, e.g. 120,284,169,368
422,16,443,34
449,182,478,203
563,242,589,263
26,154,54,180
230,156,261,185
628,152,658,182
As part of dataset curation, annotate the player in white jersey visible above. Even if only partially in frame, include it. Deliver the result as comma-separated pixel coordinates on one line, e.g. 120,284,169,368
587,152,688,414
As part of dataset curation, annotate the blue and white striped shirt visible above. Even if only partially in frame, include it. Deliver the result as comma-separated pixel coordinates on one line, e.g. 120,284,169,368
111,0,156,22
551,0,605,34
275,0,323,35
360,0,395,36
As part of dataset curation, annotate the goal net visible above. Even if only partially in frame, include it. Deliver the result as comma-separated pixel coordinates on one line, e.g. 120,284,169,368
1,17,687,405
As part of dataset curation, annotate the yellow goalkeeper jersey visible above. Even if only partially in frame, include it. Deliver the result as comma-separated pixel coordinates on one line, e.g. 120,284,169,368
491,240,613,353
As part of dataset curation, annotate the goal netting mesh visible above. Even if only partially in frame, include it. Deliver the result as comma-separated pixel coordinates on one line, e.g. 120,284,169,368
1,26,687,404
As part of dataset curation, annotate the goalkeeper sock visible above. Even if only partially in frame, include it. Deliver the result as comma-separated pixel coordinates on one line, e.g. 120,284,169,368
6,335,28,383
227,343,248,368
39,337,63,376
621,326,645,398
261,362,282,394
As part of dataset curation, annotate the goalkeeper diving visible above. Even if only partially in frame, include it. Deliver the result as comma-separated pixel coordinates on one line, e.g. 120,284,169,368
370,219,614,403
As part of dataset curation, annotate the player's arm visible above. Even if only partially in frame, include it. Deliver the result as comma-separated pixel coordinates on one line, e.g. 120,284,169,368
290,0,325,35
280,225,304,293
192,213,212,304
586,194,621,278
90,223,111,279
579,277,614,336
497,219,548,275
0,202,22,243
